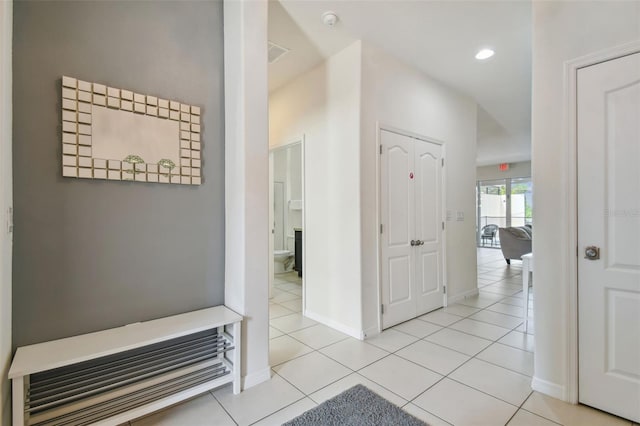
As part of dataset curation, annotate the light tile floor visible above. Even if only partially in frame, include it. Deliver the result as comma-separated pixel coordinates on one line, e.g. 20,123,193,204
130,252,636,426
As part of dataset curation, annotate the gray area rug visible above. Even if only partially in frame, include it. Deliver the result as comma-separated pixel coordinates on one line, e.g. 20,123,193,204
283,384,428,426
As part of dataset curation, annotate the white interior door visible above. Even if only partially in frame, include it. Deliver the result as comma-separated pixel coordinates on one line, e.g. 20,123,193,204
578,51,640,423
414,140,444,316
381,130,443,329
381,130,416,328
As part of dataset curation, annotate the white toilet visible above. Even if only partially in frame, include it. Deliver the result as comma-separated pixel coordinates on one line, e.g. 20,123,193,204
274,249,294,273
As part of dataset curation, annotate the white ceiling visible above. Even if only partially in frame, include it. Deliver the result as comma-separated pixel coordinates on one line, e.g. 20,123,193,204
268,0,532,166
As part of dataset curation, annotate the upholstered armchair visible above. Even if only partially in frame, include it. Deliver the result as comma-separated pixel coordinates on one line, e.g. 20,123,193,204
499,226,532,264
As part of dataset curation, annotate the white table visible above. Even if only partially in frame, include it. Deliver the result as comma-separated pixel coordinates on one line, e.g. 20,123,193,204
522,253,533,333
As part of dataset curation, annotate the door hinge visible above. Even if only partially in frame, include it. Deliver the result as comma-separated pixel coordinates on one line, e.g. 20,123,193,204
442,222,445,230
443,286,447,294
380,224,383,234
442,158,444,167
381,304,384,314
380,145,383,154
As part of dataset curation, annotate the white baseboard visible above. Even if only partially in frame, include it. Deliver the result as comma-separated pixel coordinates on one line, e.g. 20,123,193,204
363,325,381,339
447,288,479,305
304,309,364,340
531,376,566,400
242,367,271,390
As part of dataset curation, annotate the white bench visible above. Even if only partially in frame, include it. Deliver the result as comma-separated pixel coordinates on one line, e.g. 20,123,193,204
8,306,242,426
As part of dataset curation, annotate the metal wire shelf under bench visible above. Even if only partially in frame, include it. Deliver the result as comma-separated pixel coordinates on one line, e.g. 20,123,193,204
8,306,242,426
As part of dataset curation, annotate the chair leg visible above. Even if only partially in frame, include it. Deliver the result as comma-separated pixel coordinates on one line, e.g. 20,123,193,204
505,259,510,265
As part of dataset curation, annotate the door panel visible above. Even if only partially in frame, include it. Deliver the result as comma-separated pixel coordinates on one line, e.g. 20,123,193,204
415,141,443,315
389,256,412,304
381,130,416,328
578,52,640,422
388,146,412,246
607,81,640,270
419,252,439,294
416,151,439,243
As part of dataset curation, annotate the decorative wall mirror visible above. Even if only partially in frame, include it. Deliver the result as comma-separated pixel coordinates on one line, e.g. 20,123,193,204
61,76,202,185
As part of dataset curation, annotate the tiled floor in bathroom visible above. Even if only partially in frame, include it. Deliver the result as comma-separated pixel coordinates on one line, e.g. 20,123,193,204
129,249,635,426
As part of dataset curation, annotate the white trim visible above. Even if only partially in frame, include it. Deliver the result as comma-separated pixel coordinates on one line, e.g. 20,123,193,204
363,325,380,339
301,137,306,317
268,152,274,299
269,137,302,152
304,309,364,340
374,123,382,334
376,123,447,332
241,367,271,390
532,376,566,401
563,40,640,404
446,287,479,305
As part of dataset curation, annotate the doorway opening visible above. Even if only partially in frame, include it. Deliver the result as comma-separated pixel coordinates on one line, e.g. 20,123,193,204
476,177,532,249
268,140,305,330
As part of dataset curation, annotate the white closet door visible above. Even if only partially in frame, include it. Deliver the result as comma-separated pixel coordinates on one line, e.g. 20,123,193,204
414,140,444,316
578,51,640,422
381,130,416,329
380,130,444,329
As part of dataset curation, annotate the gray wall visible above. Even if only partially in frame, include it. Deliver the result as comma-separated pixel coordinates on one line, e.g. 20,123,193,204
12,0,225,347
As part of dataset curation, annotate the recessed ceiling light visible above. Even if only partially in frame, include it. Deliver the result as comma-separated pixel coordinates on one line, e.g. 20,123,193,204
475,49,495,60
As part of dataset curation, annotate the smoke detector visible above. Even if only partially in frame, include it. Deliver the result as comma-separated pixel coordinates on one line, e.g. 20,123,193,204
268,41,290,64
322,11,339,27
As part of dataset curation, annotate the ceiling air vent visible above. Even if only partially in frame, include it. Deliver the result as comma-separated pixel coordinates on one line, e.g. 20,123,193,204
268,41,290,64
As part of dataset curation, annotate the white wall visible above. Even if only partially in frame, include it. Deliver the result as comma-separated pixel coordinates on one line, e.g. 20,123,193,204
532,1,640,399
269,41,364,337
0,1,12,424
477,161,531,181
224,0,270,388
359,43,478,334
270,40,478,338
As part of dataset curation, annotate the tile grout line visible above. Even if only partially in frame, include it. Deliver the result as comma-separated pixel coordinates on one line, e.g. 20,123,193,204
266,260,537,425
246,370,308,426
511,392,564,426
397,282,536,424
209,389,240,426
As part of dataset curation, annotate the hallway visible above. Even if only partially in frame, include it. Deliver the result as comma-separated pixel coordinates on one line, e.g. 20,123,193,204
127,252,631,425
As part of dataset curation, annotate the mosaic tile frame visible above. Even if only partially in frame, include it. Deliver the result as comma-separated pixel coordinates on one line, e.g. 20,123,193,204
61,76,202,185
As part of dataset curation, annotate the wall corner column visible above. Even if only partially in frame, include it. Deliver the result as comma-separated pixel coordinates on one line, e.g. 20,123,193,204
0,0,13,424
223,0,271,389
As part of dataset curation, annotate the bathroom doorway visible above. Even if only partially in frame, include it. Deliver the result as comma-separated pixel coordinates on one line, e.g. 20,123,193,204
268,139,305,322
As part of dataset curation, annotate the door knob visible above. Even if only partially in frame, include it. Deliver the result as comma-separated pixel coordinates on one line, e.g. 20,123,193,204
584,246,600,260
410,240,417,246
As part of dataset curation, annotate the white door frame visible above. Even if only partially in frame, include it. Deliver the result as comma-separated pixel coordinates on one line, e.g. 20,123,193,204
563,40,640,403
376,123,447,333
268,137,306,311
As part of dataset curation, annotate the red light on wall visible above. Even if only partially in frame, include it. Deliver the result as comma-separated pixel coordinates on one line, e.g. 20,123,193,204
499,163,509,171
